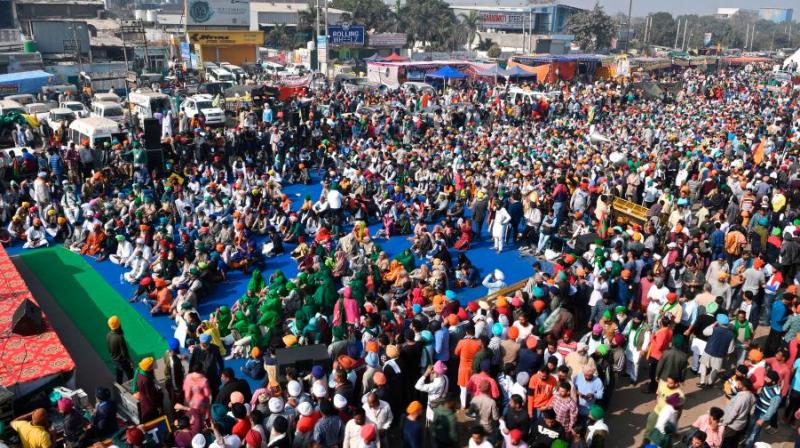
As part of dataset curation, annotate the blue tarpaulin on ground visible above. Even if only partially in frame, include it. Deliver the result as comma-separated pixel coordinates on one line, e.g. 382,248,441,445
0,70,54,95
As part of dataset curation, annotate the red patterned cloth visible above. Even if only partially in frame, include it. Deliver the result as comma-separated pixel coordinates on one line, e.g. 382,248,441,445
0,245,75,388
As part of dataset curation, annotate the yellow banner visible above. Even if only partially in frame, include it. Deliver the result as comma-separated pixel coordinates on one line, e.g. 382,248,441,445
188,31,263,46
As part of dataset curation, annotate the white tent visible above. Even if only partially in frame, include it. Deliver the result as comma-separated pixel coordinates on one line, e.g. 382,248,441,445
783,47,800,71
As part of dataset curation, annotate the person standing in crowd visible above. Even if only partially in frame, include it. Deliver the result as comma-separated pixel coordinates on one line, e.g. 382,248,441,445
106,315,134,383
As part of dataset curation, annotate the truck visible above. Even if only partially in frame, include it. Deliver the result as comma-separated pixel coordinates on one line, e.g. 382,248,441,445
128,89,172,123
0,70,54,96
79,71,127,97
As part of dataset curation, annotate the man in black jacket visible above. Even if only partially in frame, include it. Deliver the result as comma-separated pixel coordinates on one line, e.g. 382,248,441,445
530,408,565,448
106,316,134,383
189,333,224,397
217,367,253,406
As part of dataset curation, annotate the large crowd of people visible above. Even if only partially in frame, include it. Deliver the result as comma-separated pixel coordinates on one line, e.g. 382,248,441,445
1,60,800,448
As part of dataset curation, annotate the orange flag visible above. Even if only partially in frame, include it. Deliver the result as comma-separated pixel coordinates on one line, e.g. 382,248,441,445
753,139,765,166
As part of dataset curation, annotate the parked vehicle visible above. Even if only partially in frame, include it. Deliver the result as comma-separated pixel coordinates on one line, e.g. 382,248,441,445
181,94,225,126
68,116,126,148
46,108,77,129
91,101,126,124
3,94,36,106
60,101,90,118
25,102,52,122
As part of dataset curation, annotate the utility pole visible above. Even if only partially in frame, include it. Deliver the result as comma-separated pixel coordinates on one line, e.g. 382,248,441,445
72,26,84,74
750,23,756,51
674,18,681,49
624,0,632,52
119,21,135,132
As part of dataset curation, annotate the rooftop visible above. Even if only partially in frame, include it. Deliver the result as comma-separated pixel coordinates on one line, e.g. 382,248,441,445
249,2,348,14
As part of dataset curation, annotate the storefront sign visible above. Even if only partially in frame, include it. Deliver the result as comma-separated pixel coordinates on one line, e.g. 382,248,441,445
187,0,250,26
478,11,525,30
188,31,264,45
327,24,365,47
368,32,406,48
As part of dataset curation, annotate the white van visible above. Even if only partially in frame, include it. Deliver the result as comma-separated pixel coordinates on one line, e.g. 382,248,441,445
129,89,172,123
181,94,225,126
262,61,286,76
46,108,77,129
208,68,236,84
220,63,247,81
0,99,25,116
4,94,35,106
91,101,126,124
92,92,121,104
68,117,127,148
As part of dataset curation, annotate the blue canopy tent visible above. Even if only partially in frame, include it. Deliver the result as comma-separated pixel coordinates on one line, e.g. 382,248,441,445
426,66,467,87
426,66,467,80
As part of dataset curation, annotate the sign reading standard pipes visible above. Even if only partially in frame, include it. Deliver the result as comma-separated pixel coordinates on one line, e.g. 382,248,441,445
327,24,365,47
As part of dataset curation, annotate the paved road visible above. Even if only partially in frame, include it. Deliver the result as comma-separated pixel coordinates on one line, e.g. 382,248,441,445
604,329,795,448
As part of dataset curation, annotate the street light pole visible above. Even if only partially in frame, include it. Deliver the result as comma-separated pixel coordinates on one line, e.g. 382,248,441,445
119,23,135,132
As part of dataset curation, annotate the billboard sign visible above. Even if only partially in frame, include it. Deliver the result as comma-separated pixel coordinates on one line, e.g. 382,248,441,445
368,32,406,47
188,31,263,45
187,0,250,27
327,24,365,47
477,12,525,30
180,42,191,62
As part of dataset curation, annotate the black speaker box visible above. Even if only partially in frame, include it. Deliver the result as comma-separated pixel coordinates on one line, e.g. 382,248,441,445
12,299,43,336
143,118,161,149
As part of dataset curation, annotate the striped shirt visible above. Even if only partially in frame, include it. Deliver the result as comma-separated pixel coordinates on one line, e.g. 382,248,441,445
755,384,781,420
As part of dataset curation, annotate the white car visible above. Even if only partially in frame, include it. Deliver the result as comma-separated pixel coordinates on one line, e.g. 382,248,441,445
46,108,77,129
285,64,308,76
60,101,89,118
181,94,225,126
25,102,53,122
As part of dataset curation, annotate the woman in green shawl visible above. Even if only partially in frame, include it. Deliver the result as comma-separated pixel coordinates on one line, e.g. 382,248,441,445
215,306,232,337
268,270,287,294
294,304,315,336
393,248,416,273
348,271,367,306
247,268,267,292
312,268,338,314
231,311,250,335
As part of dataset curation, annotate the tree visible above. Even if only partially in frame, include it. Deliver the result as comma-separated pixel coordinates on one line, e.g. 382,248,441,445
564,2,616,52
487,44,501,58
266,24,293,50
331,0,395,31
400,0,461,50
645,12,677,47
459,10,480,50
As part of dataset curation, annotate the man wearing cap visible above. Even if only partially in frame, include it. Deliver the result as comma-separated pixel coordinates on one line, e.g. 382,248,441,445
586,404,608,447
106,315,134,383
190,332,225,397
699,313,735,388
622,312,650,384
11,408,51,448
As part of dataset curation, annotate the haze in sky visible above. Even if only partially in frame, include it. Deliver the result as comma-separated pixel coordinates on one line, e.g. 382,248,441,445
592,0,797,17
